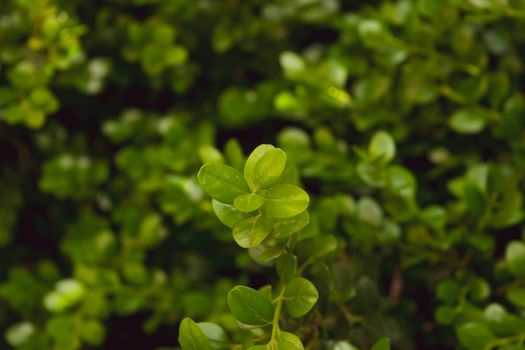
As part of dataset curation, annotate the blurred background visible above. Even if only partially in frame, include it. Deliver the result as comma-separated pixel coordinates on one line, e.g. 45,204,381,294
1,0,525,349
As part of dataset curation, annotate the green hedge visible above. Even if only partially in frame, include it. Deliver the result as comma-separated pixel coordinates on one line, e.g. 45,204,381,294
1,0,525,349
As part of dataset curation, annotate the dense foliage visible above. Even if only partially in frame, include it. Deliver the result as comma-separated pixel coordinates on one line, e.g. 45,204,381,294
1,0,525,349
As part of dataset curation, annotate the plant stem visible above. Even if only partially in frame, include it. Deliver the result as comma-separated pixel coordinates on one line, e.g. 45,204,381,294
270,287,286,348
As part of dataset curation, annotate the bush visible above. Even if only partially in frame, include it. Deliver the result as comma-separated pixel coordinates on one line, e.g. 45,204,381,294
1,0,525,349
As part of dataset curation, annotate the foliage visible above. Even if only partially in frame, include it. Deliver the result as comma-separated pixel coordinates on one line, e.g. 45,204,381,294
1,0,525,349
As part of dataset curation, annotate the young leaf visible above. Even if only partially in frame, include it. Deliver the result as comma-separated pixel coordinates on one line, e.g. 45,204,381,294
449,108,489,134
212,199,249,228
483,303,525,336
311,235,338,258
371,338,390,350
254,148,287,189
283,277,319,317
369,131,395,162
232,215,274,248
5,322,35,347
227,286,273,326
435,305,456,325
79,320,105,346
277,253,297,283
436,279,460,304
507,287,525,307
280,51,305,78
263,184,309,219
198,163,250,203
456,322,496,349
278,332,304,350
179,318,213,350
505,241,525,277
258,285,273,300
199,145,224,164
234,193,265,213
197,322,229,350
244,144,275,189
273,211,309,238
224,138,246,171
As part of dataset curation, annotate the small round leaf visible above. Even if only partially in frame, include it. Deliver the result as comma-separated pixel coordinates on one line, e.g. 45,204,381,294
227,286,273,326
244,144,275,189
369,131,395,162
198,163,250,203
505,241,525,277
232,215,274,248
212,199,249,228
254,148,287,189
263,184,309,219
234,193,265,213
371,338,390,350
278,331,304,350
273,211,309,238
179,318,213,350
456,322,496,349
284,277,319,317
449,108,489,134
197,322,229,350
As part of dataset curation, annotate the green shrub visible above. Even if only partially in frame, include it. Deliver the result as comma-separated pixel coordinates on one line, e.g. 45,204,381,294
1,0,525,349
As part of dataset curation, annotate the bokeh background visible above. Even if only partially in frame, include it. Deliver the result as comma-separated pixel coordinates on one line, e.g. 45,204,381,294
1,0,525,349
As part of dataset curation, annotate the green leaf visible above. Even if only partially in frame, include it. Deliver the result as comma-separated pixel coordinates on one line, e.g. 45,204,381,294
358,19,391,48
484,303,525,336
79,320,105,346
449,108,489,134
371,338,391,350
258,285,273,300
354,74,390,103
277,253,297,283
436,279,460,304
280,51,305,78
43,279,86,313
469,277,490,301
179,318,213,350
277,127,311,154
198,145,224,164
273,211,309,238
435,305,456,325
224,138,246,171
329,341,359,350
369,131,395,162
505,241,525,277
245,144,275,189
456,322,496,349
5,322,35,347
212,199,249,228
506,287,525,307
198,163,250,203
227,286,273,326
232,215,274,248
254,148,287,189
263,184,309,219
46,315,79,350
197,322,230,350
421,206,447,229
234,193,265,213
387,166,416,200
284,277,319,317
278,332,304,350
247,346,268,350
218,87,260,126
311,235,338,258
